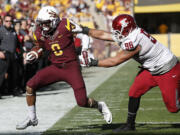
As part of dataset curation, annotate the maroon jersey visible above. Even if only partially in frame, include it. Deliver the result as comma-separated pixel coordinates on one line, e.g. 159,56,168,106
34,18,77,64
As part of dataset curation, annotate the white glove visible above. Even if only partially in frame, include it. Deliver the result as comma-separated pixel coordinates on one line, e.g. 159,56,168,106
25,51,38,64
70,20,83,33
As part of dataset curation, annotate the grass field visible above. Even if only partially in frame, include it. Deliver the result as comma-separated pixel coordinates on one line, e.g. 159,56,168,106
44,60,180,135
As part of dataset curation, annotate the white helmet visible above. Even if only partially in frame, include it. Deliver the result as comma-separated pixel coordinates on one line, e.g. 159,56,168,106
36,6,60,35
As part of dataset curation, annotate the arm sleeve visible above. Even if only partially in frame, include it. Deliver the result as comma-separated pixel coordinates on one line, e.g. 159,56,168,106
32,31,44,48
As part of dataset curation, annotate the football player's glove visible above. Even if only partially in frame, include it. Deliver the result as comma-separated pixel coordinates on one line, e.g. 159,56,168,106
70,20,89,34
89,58,98,66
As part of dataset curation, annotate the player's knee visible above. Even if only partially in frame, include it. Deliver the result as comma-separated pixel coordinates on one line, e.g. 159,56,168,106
26,86,35,96
76,98,87,107
168,107,179,113
74,87,87,107
166,104,180,113
129,92,141,98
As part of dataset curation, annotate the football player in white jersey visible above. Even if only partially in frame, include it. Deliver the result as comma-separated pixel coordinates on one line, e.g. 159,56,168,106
71,14,180,132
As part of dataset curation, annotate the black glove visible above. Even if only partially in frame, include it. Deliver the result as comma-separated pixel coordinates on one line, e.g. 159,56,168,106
82,26,90,35
89,58,98,66
70,20,89,34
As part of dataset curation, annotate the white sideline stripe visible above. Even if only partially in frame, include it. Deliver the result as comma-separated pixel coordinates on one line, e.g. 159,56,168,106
112,107,166,111
136,122,180,124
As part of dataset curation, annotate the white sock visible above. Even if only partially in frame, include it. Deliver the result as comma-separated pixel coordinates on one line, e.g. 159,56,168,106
28,105,36,120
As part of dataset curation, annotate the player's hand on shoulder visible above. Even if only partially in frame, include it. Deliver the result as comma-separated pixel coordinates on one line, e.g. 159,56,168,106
70,20,89,34
70,20,83,33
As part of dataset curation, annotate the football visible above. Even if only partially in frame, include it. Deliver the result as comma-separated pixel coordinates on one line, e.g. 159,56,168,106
25,46,43,64
31,46,43,58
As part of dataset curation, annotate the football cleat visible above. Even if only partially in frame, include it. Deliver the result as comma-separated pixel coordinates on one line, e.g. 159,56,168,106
98,102,112,124
16,117,38,130
113,123,135,132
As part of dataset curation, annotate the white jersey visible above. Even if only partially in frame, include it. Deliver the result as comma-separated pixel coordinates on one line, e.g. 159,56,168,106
119,27,178,75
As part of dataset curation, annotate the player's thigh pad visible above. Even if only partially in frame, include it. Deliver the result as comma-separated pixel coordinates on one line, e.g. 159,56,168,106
27,65,63,90
129,70,157,97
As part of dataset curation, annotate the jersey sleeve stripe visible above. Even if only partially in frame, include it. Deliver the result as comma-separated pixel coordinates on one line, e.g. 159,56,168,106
33,32,38,41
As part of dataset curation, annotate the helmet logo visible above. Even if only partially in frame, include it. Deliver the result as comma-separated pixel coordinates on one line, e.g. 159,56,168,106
120,18,128,30
118,18,129,35
48,10,58,18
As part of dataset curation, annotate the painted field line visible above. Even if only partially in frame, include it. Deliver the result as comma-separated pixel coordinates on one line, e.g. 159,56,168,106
123,98,163,101
112,107,167,111
136,122,180,124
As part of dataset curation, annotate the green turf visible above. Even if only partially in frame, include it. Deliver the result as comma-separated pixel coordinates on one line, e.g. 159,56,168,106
43,60,180,135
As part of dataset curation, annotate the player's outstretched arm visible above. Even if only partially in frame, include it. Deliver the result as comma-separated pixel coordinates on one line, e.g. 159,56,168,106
70,20,113,41
88,29,113,41
89,45,141,67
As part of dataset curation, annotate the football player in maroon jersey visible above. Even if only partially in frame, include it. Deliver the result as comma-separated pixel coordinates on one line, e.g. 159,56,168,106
16,6,112,130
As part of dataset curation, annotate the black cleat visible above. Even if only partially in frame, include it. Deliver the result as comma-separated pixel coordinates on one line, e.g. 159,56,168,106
113,123,135,132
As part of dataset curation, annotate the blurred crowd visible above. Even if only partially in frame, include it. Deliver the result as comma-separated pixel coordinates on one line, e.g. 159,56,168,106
94,0,132,29
0,0,97,27
0,0,98,98
91,0,132,59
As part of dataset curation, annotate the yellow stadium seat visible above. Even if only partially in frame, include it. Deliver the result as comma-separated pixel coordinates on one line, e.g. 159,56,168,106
79,21,95,29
